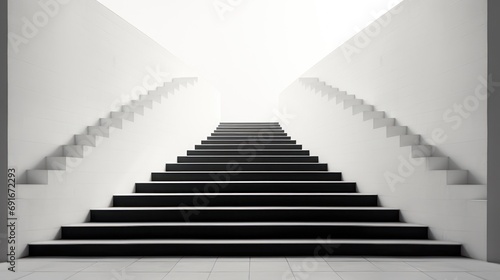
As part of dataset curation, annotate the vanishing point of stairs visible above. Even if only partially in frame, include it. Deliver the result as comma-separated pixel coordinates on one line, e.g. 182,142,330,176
29,122,461,256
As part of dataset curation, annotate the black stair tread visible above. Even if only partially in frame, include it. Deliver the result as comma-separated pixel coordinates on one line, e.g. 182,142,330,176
62,222,426,227
134,181,357,193
93,206,396,210
187,149,307,152
137,180,355,183
186,150,310,155
165,163,327,170
30,239,459,245
195,145,302,149
211,133,288,135
167,163,323,164
152,171,341,174
201,140,297,144
178,156,316,158
113,193,373,196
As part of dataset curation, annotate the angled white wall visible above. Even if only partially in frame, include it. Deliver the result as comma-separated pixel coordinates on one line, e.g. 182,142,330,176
280,0,487,259
8,0,222,256
8,0,211,183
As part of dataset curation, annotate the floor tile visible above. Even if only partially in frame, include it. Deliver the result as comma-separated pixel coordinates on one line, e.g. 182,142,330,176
250,257,287,262
216,257,250,262
16,261,52,272
327,261,380,272
17,272,75,280
323,257,367,262
469,271,500,280
124,261,176,272
125,272,168,280
338,272,434,280
179,257,217,262
425,272,484,280
365,257,468,262
68,271,128,280
27,261,94,272
19,257,139,262
250,271,295,280
163,272,210,280
286,257,325,262
208,272,249,280
456,261,500,271
0,271,32,280
406,262,468,272
138,257,182,262
170,262,215,272
289,261,333,272
212,261,249,272
293,271,342,280
372,262,419,272
82,261,134,272
250,261,291,271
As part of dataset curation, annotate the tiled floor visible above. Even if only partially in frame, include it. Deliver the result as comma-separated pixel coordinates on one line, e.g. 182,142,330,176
1,256,500,280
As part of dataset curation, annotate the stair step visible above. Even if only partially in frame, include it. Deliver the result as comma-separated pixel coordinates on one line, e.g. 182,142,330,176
211,133,288,136
151,171,342,181
87,126,113,138
336,94,355,104
46,157,82,170
63,145,92,158
140,93,162,103
400,135,420,147
122,104,144,115
207,136,292,140
387,126,407,137
344,99,363,109
444,170,468,185
28,239,461,257
165,163,328,171
90,207,400,222
132,99,153,109
177,156,319,163
61,222,427,240
111,111,134,121
187,150,309,155
26,170,66,184
218,125,282,129
201,140,297,144
214,130,285,133
426,157,449,170
220,122,280,125
363,111,385,121
135,181,357,193
74,134,103,147
195,144,302,150
373,118,395,129
352,105,374,115
112,193,377,207
411,145,434,157
100,118,123,129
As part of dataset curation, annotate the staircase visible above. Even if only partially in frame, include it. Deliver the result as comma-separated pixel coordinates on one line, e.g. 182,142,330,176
29,122,461,256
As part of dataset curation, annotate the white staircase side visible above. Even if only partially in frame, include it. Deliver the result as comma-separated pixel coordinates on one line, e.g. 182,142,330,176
24,78,198,185
299,78,474,185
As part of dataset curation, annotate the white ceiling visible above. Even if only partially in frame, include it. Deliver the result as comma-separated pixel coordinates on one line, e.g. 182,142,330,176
97,0,403,120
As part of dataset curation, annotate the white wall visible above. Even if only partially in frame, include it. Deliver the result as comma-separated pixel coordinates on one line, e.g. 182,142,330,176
8,0,203,183
8,0,222,256
302,0,487,184
95,0,404,121
280,0,487,259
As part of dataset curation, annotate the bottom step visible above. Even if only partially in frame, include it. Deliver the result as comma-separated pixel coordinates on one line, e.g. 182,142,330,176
29,239,461,256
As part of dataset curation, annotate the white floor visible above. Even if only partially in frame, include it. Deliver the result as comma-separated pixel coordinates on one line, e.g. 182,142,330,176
1,256,500,280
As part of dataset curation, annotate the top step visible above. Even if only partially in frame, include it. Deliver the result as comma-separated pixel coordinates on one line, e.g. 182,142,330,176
220,122,280,125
